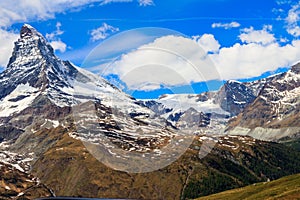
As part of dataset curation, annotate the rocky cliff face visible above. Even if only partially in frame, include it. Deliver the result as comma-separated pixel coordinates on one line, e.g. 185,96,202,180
215,80,258,115
227,63,300,141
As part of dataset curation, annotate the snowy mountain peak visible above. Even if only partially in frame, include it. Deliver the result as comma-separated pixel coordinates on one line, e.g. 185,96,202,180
7,24,55,71
20,24,42,39
0,25,87,109
0,25,78,115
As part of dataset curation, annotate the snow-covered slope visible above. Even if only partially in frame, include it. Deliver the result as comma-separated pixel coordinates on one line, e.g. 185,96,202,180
0,83,40,117
136,79,268,138
157,93,229,116
152,78,266,119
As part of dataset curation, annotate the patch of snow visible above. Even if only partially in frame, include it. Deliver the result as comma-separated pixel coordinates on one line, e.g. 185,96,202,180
199,136,218,142
0,150,34,173
11,163,24,172
0,83,40,117
158,94,229,116
21,157,33,162
41,119,60,128
228,80,242,84
234,101,246,104
0,141,10,149
222,144,236,149
17,192,24,197
48,119,59,128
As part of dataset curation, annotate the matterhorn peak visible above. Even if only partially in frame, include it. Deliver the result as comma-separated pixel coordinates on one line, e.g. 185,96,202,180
0,24,75,100
7,24,55,70
20,24,44,39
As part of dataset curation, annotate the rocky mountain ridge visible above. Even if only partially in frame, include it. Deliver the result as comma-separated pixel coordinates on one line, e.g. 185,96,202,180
227,63,300,141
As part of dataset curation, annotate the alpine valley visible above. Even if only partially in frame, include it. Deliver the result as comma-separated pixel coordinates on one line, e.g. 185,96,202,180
0,25,299,200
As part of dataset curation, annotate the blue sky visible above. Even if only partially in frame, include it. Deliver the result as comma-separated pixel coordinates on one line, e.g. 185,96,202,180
1,0,300,98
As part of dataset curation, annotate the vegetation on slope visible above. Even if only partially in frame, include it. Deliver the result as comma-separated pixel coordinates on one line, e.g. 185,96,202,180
195,173,300,200
182,137,300,199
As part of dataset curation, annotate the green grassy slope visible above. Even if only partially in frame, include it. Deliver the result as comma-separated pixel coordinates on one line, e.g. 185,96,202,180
195,173,300,200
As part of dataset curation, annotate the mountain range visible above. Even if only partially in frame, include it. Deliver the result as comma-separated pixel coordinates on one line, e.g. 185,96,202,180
0,24,299,200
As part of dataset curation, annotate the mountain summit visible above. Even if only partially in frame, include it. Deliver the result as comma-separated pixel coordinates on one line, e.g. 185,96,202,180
0,23,78,107
8,24,57,72
20,24,41,39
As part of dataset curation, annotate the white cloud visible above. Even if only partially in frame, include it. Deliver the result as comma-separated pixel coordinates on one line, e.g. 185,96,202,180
0,29,18,68
211,22,240,29
211,40,300,80
100,0,132,5
90,23,119,41
0,0,149,65
0,7,24,27
0,1,93,27
100,34,300,90
279,37,289,43
276,0,292,5
284,2,300,37
288,26,300,37
46,22,63,41
46,22,67,53
272,8,284,14
0,0,143,28
138,0,154,6
101,35,220,90
100,0,153,6
212,25,300,79
239,26,276,45
286,4,300,24
193,34,220,53
49,40,67,53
